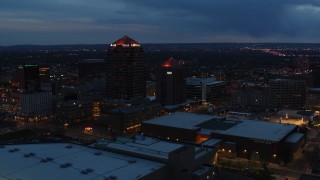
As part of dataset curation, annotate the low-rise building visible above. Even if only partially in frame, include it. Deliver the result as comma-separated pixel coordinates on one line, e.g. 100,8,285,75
56,100,92,126
0,143,167,180
187,77,227,105
142,112,304,163
94,135,217,180
306,88,320,110
106,104,161,136
19,91,52,116
269,79,307,109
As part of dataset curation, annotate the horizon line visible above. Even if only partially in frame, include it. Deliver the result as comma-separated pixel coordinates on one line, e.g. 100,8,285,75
2,42,320,47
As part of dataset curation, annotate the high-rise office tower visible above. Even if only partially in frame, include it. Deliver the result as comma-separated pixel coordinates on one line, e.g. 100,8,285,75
106,35,146,100
19,91,52,115
78,59,106,79
187,77,227,105
156,57,186,105
269,79,306,108
39,67,51,84
311,64,320,88
17,64,40,91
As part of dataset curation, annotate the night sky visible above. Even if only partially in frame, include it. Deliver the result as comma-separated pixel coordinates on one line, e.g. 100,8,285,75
1,0,320,45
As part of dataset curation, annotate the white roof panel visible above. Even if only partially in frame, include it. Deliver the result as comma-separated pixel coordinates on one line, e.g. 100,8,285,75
0,143,165,180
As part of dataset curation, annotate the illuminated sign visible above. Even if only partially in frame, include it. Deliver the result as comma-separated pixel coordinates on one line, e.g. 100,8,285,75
167,72,172,75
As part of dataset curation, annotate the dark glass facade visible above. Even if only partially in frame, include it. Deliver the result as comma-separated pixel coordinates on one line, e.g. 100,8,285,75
106,36,146,100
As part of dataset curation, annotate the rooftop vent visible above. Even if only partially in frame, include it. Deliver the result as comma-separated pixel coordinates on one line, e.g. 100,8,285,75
24,154,30,157
104,176,118,180
24,152,36,157
128,160,136,163
46,157,53,161
9,148,19,153
41,159,48,163
86,168,94,172
94,152,102,156
109,175,118,179
81,170,88,174
40,157,53,163
65,145,73,149
81,168,94,174
60,162,72,168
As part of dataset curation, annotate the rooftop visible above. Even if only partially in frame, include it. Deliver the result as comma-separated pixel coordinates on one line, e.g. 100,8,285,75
286,133,304,143
110,106,146,114
111,35,140,47
94,136,185,160
144,112,224,130
79,59,105,63
308,88,320,94
192,165,213,176
296,110,316,117
144,112,297,141
205,81,226,86
299,174,320,180
186,77,218,86
201,138,222,147
201,118,297,141
162,57,182,67
0,143,165,180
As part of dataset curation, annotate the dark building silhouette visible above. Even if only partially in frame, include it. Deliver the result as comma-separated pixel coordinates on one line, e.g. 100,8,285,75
312,64,320,88
106,35,146,100
269,79,306,109
292,56,309,73
142,112,304,164
156,57,186,105
187,77,227,105
78,59,105,79
39,67,51,84
17,64,40,91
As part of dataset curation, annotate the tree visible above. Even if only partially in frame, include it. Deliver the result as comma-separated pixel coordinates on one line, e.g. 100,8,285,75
279,145,293,165
254,163,272,180
64,92,78,101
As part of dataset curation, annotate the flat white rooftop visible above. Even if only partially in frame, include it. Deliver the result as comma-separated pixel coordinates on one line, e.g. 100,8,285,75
145,112,223,130
201,138,221,147
94,136,184,160
144,112,297,142
286,133,304,143
0,143,165,180
202,118,297,141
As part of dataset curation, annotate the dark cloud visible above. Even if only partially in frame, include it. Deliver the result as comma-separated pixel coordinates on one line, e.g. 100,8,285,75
121,0,320,37
1,0,320,44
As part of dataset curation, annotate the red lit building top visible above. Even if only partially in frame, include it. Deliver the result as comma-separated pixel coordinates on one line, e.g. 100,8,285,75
110,35,140,47
162,57,182,67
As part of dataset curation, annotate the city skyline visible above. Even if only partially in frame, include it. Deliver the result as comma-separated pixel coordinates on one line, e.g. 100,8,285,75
1,35,320,179
1,0,320,45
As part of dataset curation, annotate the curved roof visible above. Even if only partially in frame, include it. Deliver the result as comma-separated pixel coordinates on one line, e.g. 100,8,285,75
162,57,181,67
111,35,140,46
